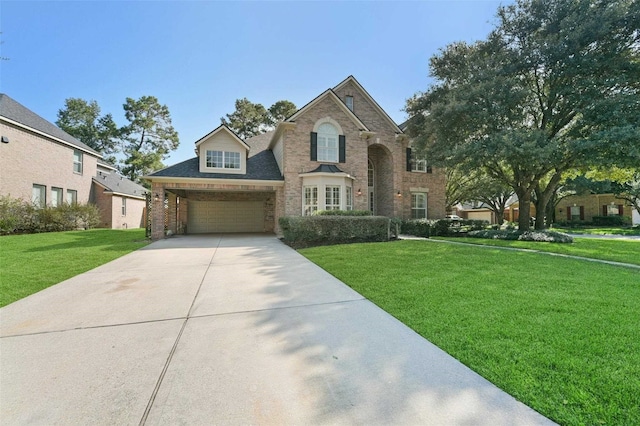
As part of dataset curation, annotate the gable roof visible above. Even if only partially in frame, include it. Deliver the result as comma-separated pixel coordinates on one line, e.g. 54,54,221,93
0,93,101,156
333,76,403,134
93,170,148,199
286,89,370,131
194,124,250,155
245,130,275,157
146,149,283,181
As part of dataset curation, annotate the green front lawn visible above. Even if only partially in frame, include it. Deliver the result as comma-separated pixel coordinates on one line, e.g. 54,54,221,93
0,229,150,307
300,240,640,426
433,236,640,266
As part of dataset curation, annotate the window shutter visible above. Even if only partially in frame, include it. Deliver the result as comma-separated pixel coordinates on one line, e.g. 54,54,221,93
310,132,317,161
406,148,412,171
567,208,571,220
602,205,608,216
579,206,585,220
339,135,346,163
618,205,624,216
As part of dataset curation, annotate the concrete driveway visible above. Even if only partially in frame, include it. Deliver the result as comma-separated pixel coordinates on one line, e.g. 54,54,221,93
0,235,554,425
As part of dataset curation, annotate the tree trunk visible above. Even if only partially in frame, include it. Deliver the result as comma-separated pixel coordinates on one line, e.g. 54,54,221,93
515,189,531,231
496,210,505,226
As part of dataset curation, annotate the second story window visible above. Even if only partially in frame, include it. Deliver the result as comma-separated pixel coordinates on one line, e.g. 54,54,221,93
206,150,240,169
345,96,354,111
73,150,83,174
317,123,339,162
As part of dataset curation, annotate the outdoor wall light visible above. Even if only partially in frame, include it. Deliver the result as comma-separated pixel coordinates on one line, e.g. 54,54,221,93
396,191,402,197
154,193,160,201
356,188,362,196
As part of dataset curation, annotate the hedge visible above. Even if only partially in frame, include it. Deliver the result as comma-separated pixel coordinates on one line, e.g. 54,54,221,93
279,215,390,246
468,229,574,243
591,215,631,226
314,210,372,216
0,195,100,235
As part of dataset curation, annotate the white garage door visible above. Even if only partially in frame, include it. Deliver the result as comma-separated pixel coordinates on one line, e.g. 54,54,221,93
467,210,493,223
188,201,264,233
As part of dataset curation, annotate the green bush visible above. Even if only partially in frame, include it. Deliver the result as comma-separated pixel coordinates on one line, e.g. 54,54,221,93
0,195,100,234
401,219,431,237
468,229,573,243
314,210,372,216
592,215,631,226
279,215,390,247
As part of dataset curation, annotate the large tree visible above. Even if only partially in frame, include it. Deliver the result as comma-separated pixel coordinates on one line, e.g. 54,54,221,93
406,0,640,231
56,98,120,162
120,96,179,182
221,98,297,139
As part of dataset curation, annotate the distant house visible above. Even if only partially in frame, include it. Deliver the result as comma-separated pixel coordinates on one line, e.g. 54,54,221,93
0,94,147,229
555,193,636,225
145,76,447,239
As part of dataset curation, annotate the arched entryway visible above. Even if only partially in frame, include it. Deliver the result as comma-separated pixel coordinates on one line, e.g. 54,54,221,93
367,144,394,217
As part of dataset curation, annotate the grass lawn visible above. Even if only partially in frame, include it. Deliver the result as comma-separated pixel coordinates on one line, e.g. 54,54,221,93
0,229,149,307
300,240,640,426
434,236,640,266
552,227,640,236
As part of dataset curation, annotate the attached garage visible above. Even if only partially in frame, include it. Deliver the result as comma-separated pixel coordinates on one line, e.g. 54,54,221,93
466,210,493,223
187,200,265,233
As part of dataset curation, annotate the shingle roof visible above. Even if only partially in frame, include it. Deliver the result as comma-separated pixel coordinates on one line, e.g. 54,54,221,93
148,149,283,181
93,170,148,198
245,130,275,157
0,94,100,156
307,164,345,173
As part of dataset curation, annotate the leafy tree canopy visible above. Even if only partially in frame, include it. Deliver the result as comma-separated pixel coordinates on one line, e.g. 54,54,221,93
406,0,640,230
56,98,120,162
221,98,297,139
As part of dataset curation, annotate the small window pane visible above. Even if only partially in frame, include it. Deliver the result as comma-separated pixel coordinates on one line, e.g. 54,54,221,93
303,186,318,216
345,96,354,111
225,151,240,169
346,186,353,211
51,187,63,207
325,186,341,210
66,189,77,205
206,150,223,168
121,197,127,215
411,193,427,219
73,150,83,174
32,184,46,208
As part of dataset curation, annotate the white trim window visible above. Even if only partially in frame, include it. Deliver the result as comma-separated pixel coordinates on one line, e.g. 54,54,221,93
411,158,428,173
411,193,427,219
317,123,338,162
73,150,83,174
51,187,63,207
606,204,620,216
303,186,318,216
66,189,77,205
206,150,240,169
325,185,341,210
32,184,46,208
346,186,353,211
121,197,127,216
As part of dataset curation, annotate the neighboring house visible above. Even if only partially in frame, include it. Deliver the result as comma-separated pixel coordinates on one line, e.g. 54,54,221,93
454,202,497,223
146,76,446,239
555,193,635,224
0,94,147,229
91,160,148,229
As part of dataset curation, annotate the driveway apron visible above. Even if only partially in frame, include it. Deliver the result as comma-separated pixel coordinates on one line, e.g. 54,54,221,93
0,235,555,425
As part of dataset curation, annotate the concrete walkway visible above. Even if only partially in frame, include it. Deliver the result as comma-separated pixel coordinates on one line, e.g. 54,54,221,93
1,235,554,425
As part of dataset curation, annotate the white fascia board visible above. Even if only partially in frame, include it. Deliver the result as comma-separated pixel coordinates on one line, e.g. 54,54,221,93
194,124,250,151
298,171,355,180
143,176,284,187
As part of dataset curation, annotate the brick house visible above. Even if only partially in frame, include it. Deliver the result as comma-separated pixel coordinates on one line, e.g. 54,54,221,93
145,76,446,239
0,94,147,229
555,193,636,224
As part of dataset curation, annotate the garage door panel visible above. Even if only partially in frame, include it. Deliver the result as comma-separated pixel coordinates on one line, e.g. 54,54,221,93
188,201,264,233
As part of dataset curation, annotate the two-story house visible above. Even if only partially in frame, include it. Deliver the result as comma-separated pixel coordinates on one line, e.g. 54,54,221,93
145,76,446,239
0,94,147,230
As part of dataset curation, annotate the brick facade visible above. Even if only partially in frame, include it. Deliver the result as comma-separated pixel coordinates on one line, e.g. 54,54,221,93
0,122,97,205
556,193,634,223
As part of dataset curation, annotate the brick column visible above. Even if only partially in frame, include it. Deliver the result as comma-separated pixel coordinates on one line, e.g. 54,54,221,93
151,183,165,240
167,192,177,235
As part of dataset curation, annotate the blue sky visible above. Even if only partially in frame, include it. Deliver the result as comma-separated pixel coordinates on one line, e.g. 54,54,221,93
1,1,509,164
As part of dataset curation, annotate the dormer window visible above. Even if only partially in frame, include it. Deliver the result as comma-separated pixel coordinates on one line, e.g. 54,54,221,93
206,150,240,169
345,96,354,111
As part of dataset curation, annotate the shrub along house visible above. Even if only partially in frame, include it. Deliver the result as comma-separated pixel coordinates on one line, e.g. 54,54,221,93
0,93,147,229
145,76,446,239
